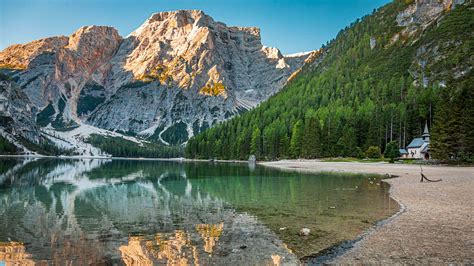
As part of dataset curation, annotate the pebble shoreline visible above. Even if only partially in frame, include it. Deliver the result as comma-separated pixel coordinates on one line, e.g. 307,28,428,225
261,160,474,264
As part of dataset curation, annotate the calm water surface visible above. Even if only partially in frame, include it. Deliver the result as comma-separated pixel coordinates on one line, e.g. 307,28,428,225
0,158,398,264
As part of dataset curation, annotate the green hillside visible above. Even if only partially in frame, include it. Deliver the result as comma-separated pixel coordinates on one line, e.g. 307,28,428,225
186,1,474,161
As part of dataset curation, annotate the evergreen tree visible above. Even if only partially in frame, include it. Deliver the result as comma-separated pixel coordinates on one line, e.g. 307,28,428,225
432,79,474,161
302,110,322,158
337,125,357,157
250,127,262,159
384,141,400,163
289,120,303,158
431,87,451,160
462,81,474,159
0,136,18,155
278,123,290,158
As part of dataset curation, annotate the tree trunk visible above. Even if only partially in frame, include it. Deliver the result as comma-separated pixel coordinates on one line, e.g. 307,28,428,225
390,111,393,142
403,120,406,148
399,119,402,146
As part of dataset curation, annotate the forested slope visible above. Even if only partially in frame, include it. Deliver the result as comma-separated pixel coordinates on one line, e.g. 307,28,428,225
186,0,474,161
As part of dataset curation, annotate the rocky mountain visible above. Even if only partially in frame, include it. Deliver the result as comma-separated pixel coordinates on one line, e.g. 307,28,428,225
0,75,40,151
0,10,312,153
186,0,473,160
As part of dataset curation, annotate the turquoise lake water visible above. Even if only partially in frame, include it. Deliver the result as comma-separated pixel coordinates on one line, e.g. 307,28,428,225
0,158,397,264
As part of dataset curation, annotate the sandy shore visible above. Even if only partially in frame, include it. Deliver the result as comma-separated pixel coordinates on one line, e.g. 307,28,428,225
260,160,474,264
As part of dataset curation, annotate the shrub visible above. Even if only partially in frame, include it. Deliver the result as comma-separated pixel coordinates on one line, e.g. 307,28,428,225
366,146,381,159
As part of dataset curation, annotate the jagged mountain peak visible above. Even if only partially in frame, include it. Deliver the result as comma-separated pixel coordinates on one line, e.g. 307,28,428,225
91,10,313,144
0,25,122,72
130,9,262,43
135,10,261,34
147,9,207,23
262,46,284,59
0,10,313,149
119,9,303,93
130,10,211,37
66,25,121,52
0,36,68,69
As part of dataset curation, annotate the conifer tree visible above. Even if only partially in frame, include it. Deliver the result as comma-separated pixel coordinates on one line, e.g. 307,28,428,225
250,127,262,159
337,126,357,157
462,81,474,159
302,111,322,158
289,120,303,158
384,141,400,163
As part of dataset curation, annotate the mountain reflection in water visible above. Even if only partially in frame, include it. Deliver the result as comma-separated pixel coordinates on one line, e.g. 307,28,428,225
119,224,223,265
0,241,35,265
0,158,397,264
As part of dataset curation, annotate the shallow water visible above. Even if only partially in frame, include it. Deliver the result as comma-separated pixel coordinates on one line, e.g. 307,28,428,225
0,158,398,264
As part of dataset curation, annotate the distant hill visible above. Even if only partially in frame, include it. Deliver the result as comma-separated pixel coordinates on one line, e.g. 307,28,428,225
186,0,474,161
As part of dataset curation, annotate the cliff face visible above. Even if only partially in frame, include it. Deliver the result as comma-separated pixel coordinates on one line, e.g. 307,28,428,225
391,0,470,87
87,10,311,144
396,0,465,27
0,10,310,146
0,77,40,145
0,26,121,104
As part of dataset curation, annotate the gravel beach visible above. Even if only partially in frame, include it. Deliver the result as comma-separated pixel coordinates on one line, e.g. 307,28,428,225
260,160,474,264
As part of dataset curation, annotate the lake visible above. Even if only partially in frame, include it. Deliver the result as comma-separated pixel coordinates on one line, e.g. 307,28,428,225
0,158,398,264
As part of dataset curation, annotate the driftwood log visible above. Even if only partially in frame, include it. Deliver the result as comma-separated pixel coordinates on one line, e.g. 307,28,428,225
420,173,442,182
420,166,442,182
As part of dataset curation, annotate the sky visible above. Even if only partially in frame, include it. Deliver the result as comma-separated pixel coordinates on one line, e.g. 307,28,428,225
0,0,390,54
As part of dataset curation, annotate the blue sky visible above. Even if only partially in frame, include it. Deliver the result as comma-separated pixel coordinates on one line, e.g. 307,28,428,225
0,0,390,54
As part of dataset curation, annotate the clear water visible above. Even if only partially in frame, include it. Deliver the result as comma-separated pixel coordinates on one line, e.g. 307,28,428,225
0,158,398,264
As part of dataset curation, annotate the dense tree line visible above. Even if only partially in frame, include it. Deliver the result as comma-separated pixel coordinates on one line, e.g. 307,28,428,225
17,136,76,156
0,135,18,154
87,134,184,158
431,79,474,161
186,1,473,161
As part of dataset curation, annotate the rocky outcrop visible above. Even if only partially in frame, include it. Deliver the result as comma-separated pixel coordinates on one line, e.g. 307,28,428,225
399,0,472,87
0,36,68,70
391,0,466,43
0,25,122,120
0,76,40,144
0,10,311,146
396,0,465,27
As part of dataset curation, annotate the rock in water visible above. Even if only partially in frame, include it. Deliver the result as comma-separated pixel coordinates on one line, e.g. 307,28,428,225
248,155,256,163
